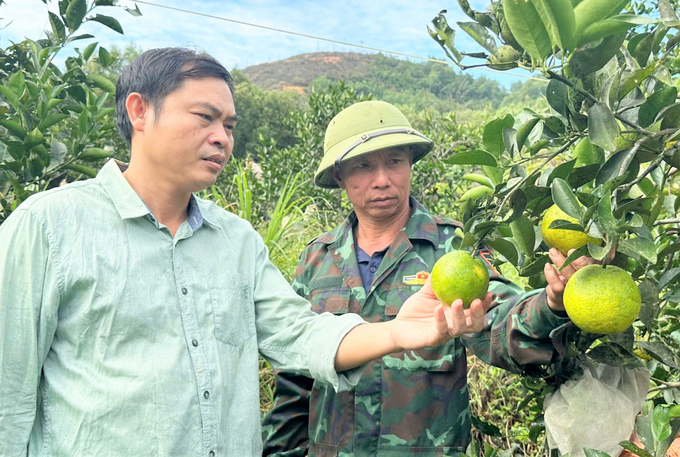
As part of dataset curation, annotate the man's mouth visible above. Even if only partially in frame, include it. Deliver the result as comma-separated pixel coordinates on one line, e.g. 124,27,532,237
203,157,223,166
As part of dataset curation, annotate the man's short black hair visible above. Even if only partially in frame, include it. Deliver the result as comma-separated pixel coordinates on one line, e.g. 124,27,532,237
115,47,234,146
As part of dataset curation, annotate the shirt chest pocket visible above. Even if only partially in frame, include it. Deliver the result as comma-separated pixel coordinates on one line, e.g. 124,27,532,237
308,279,351,315
210,274,255,346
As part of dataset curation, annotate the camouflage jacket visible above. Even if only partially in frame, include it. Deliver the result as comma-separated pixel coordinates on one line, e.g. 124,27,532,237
262,199,570,456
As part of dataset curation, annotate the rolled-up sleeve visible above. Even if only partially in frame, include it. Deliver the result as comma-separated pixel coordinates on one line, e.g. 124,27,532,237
251,239,365,392
0,208,61,454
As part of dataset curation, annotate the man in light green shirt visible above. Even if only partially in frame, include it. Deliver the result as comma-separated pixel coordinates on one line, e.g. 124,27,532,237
0,48,494,456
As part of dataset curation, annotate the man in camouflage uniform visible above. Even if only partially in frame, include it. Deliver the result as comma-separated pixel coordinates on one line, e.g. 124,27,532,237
262,101,589,456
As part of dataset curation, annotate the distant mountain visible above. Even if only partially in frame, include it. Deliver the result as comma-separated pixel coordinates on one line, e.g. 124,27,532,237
241,52,546,111
241,52,376,94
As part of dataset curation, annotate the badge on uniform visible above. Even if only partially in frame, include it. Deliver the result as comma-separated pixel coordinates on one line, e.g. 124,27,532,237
403,271,429,285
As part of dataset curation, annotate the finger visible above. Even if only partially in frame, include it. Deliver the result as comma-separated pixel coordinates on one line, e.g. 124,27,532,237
479,292,494,313
466,299,486,333
420,275,436,298
544,262,565,290
448,300,466,337
434,304,449,337
551,248,584,281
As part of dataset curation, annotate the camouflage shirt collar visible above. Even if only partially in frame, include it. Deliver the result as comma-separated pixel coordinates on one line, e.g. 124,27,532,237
319,197,439,248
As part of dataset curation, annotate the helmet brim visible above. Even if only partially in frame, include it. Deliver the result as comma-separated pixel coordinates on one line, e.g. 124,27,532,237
314,129,433,189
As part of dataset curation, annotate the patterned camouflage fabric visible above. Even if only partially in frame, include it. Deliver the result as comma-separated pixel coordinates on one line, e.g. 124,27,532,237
262,198,570,456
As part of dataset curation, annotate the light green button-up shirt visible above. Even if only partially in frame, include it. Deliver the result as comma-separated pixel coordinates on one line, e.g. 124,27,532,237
0,160,365,456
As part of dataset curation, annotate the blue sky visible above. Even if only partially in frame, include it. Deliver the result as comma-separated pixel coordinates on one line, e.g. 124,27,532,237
0,0,536,88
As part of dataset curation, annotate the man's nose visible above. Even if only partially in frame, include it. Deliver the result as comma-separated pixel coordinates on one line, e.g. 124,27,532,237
372,165,391,187
209,126,230,149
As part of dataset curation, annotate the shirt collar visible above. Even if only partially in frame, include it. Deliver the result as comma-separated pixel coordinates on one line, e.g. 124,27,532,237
97,159,150,220
321,197,440,248
97,159,209,231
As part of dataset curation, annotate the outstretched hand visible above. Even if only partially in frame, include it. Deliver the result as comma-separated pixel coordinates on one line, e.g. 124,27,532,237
391,276,494,350
544,248,599,312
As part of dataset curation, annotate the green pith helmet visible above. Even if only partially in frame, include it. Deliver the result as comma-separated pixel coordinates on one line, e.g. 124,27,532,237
314,101,434,188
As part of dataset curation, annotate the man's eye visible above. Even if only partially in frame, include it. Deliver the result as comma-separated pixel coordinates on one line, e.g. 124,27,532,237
198,113,212,121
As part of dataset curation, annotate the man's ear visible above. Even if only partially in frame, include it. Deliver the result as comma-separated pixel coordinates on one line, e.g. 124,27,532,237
332,167,345,189
126,93,151,134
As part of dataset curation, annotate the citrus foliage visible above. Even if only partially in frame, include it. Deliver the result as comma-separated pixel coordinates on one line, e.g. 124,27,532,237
430,0,680,453
0,0,141,223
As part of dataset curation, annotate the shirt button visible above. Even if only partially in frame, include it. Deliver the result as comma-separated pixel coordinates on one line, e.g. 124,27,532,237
192,339,199,347
370,267,376,273
181,287,188,295
209,451,215,457
203,391,210,399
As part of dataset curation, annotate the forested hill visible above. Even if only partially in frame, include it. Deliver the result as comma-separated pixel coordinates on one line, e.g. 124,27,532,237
240,52,546,111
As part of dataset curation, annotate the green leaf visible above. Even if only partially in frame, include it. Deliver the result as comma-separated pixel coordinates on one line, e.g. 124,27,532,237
559,245,588,270
502,0,552,61
50,139,68,164
519,254,550,276
87,74,116,94
471,415,502,436
483,114,514,157
516,117,540,151
457,21,497,54
485,237,519,266
483,166,504,186
596,190,620,233
659,0,680,27
638,279,659,330
548,220,584,231
49,11,66,42
532,0,576,51
429,11,462,63
8,72,25,99
87,14,124,34
617,64,659,101
583,448,614,457
64,0,87,31
588,103,619,151
638,86,677,127
502,128,517,157
588,238,612,260
567,33,626,79
551,178,583,219
587,343,643,369
638,341,680,368
511,216,535,257
658,267,680,290
618,441,653,457
568,164,599,188
38,113,68,130
658,103,680,130
596,149,640,187
546,79,569,117
462,173,494,188
445,150,498,166
125,4,143,17
547,159,576,186
619,237,657,264
82,42,98,61
98,46,113,67
651,405,672,443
